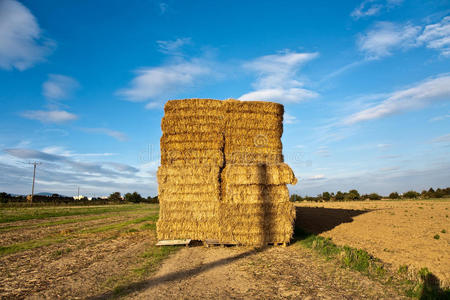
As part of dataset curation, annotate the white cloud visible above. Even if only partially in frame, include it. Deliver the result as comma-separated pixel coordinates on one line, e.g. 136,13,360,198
430,113,450,122
117,59,211,103
417,16,450,57
157,37,191,55
358,16,450,59
81,128,128,142
351,0,403,20
351,0,382,19
344,74,450,124
42,74,79,100
315,146,331,157
284,113,297,124
239,51,319,103
0,0,55,70
358,22,420,59
21,110,78,123
431,133,450,143
308,174,326,180
240,88,317,103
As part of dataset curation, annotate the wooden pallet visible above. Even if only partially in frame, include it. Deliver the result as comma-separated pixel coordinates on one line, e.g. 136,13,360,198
156,239,191,246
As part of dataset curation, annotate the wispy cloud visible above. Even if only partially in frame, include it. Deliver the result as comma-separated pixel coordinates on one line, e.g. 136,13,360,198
431,133,450,143
117,58,211,104
81,128,128,142
358,21,420,59
358,16,450,59
344,74,450,124
284,113,297,124
21,110,78,123
315,146,331,157
351,0,403,20
0,0,55,70
43,74,79,100
239,51,319,103
430,113,450,122
307,174,326,180
417,16,450,57
157,37,191,56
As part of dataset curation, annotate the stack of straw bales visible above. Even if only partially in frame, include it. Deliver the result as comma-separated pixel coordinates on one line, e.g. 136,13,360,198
157,99,224,241
219,100,297,245
156,98,297,246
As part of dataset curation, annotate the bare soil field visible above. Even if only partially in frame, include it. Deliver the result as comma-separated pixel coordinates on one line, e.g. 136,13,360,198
0,203,408,299
295,199,450,287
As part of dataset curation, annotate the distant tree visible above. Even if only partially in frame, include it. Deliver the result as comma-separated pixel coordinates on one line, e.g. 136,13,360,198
0,192,11,203
146,196,159,204
322,192,331,202
389,192,399,199
125,192,143,203
403,190,419,199
335,191,344,201
290,194,303,202
434,188,445,198
344,190,360,201
368,193,382,200
108,192,122,202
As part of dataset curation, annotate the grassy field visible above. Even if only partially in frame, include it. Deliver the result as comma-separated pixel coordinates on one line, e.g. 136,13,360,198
0,204,178,299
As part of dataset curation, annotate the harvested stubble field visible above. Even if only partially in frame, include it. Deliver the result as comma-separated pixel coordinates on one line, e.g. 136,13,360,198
295,199,450,288
1,203,432,299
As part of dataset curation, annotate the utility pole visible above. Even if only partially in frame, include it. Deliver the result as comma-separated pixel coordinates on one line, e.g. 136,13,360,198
27,161,41,203
77,186,80,200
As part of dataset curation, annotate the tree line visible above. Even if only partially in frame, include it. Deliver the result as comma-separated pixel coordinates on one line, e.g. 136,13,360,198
0,191,158,205
289,187,450,202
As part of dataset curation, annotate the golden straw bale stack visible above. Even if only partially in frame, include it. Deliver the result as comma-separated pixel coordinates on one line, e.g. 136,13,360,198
157,99,225,242
157,98,297,245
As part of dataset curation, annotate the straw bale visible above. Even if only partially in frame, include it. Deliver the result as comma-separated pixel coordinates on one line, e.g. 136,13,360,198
157,165,220,176
161,141,224,152
164,109,223,118
224,146,282,156
162,115,224,124
225,135,282,149
159,192,221,203
221,163,297,185
158,182,220,195
158,175,218,185
221,184,289,203
224,99,284,115
161,123,224,135
225,152,283,164
225,120,281,131
164,98,223,113
161,132,223,144
157,219,221,240
160,149,223,159
224,127,283,138
225,112,283,122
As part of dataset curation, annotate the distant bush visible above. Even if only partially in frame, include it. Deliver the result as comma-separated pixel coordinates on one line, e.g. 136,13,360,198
403,191,420,199
389,192,399,199
368,193,382,200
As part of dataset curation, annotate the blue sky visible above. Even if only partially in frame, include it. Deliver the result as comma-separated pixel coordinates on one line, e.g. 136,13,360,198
0,0,449,197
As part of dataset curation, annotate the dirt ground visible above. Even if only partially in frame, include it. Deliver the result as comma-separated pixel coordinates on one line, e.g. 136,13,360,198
295,200,450,287
123,245,403,299
0,204,407,299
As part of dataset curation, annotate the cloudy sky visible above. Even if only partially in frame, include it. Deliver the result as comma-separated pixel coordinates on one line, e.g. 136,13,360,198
0,0,449,197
